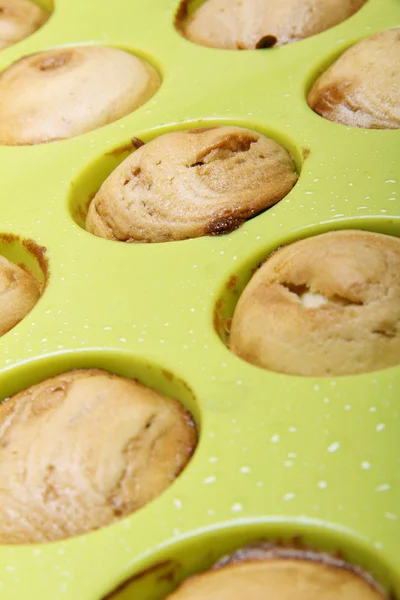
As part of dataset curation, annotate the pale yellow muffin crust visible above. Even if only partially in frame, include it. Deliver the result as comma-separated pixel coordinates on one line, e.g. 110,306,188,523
308,28,400,129
166,545,386,599
0,46,161,145
181,0,367,50
0,0,48,51
230,230,400,376
86,126,297,243
0,369,197,544
0,254,41,337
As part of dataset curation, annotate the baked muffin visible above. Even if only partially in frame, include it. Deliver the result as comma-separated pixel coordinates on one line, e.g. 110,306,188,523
230,230,400,377
0,254,41,336
86,126,298,243
166,544,386,599
180,0,367,50
308,28,400,129
0,369,197,544
0,46,161,145
0,0,49,51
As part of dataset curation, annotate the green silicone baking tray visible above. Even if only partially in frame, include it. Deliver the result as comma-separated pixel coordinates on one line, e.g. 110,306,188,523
0,0,399,598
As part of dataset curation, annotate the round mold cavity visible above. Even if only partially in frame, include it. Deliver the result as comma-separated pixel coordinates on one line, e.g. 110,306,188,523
213,217,400,373
304,27,399,129
0,0,53,51
303,35,365,101
68,119,302,240
174,0,369,51
100,520,398,599
0,349,198,419
0,44,161,146
0,233,47,336
0,350,200,544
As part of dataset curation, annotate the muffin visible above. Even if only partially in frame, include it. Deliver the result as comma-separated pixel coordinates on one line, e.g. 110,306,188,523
86,126,298,243
0,46,161,145
166,544,386,599
180,0,367,50
230,230,400,377
308,28,400,129
0,369,197,544
0,0,49,51
0,254,41,336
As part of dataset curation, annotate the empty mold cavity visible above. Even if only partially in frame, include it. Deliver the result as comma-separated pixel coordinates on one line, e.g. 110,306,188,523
0,350,199,545
101,520,398,599
213,217,400,369
69,120,301,241
0,233,47,337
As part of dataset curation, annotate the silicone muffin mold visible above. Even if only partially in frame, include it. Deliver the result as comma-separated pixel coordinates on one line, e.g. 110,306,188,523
0,0,399,598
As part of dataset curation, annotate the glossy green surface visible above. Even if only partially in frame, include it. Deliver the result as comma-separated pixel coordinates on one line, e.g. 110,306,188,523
0,0,399,598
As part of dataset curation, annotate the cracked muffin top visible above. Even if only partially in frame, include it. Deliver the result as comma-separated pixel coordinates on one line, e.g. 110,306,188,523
166,543,386,599
0,255,41,337
85,126,298,243
179,0,367,50
0,0,49,51
0,369,197,543
308,28,400,129
230,230,400,376
0,46,161,145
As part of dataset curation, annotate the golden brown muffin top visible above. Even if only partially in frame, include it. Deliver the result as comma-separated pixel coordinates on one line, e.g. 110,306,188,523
0,369,196,544
0,0,48,50
230,230,400,376
0,46,160,145
167,544,386,599
0,254,41,336
86,126,297,243
308,28,400,129
180,0,367,50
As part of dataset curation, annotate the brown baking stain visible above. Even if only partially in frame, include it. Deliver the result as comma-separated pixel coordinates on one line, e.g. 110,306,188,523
102,560,179,599
310,82,347,116
181,378,196,401
132,136,145,149
162,369,174,382
175,0,190,28
22,238,48,279
37,52,72,72
22,239,48,289
207,215,245,235
0,233,17,244
149,366,196,404
105,137,144,157
256,34,278,49
250,260,264,275
213,297,224,336
226,274,238,291
302,147,311,160
0,234,48,290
